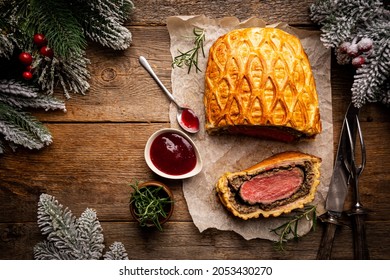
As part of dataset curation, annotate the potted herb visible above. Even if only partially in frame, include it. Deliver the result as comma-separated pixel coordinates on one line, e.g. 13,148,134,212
129,181,174,231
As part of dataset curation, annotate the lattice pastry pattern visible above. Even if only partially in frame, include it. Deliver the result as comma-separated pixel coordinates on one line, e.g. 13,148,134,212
204,27,322,139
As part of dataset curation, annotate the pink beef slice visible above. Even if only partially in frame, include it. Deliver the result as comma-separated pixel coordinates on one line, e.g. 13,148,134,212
239,167,304,205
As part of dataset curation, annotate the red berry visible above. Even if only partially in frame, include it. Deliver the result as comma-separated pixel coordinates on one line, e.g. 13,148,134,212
352,56,365,68
339,42,351,54
22,71,33,80
40,46,54,58
347,44,359,57
33,33,47,46
25,65,34,72
357,38,373,52
19,52,33,65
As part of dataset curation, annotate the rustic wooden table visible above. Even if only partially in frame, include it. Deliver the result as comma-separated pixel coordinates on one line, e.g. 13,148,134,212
1,0,389,260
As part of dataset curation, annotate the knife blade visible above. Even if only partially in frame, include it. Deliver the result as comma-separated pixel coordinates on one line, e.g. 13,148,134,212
316,102,360,259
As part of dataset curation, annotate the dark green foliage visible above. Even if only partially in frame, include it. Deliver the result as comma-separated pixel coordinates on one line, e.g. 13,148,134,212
0,0,134,153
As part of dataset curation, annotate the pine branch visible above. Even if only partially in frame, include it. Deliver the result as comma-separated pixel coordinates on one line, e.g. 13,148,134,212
75,208,105,260
378,81,390,105
76,0,134,23
35,54,90,98
0,102,52,150
35,193,128,260
0,139,4,153
0,33,14,59
311,0,390,107
83,17,132,50
103,242,129,260
0,92,66,111
0,79,38,98
37,193,79,258
34,241,75,260
352,37,390,107
311,0,386,48
0,9,14,58
75,0,133,50
18,0,86,58
0,121,45,150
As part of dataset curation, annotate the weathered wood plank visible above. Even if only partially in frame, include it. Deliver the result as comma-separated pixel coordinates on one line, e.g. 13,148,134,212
1,221,389,260
129,0,317,26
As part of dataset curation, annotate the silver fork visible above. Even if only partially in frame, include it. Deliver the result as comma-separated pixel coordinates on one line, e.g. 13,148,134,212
343,114,369,259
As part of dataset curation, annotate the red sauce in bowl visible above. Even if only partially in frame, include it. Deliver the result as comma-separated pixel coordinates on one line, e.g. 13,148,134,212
150,132,197,175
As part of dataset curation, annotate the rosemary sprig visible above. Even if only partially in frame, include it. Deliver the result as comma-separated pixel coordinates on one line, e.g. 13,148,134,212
130,182,173,231
172,27,206,73
270,205,317,250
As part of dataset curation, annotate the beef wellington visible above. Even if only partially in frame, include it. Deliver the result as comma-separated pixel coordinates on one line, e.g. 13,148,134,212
216,151,321,219
204,27,322,142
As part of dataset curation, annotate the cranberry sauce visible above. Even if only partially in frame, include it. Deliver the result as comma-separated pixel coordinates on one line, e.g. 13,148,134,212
150,132,197,175
180,108,200,132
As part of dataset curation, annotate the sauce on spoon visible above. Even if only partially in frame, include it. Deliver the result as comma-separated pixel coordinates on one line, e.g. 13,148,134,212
179,108,200,133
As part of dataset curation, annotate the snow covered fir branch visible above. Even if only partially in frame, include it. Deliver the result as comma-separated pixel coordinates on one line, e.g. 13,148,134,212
0,0,134,153
0,80,65,153
34,193,128,260
310,0,390,108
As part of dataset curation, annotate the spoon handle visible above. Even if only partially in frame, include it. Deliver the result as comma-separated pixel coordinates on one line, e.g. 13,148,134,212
139,56,180,108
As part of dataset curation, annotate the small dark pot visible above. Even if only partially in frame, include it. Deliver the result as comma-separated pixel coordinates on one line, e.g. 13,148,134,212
130,181,174,230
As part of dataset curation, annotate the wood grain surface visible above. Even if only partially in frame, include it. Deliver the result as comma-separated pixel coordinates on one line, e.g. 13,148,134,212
1,0,389,260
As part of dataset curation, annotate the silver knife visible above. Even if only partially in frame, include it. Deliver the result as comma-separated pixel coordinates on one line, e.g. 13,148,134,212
316,102,360,259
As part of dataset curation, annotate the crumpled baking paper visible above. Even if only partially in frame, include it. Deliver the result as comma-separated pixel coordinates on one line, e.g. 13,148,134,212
166,15,332,240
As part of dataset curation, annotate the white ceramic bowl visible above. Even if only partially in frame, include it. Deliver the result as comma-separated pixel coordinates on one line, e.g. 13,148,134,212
144,128,203,179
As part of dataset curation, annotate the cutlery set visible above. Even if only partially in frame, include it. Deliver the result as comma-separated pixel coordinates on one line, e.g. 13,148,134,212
317,102,369,259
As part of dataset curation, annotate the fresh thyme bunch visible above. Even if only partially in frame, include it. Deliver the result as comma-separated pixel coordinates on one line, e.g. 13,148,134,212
130,182,174,231
172,27,206,73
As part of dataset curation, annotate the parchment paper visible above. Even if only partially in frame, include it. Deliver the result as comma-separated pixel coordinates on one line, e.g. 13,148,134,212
166,15,332,241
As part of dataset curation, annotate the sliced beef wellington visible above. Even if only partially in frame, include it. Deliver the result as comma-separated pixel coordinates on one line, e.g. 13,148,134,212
216,151,321,219
204,27,322,142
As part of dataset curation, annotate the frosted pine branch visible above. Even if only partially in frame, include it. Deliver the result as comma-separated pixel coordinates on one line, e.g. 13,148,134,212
0,121,48,150
83,17,132,50
34,241,75,260
352,38,390,107
0,79,38,98
35,55,90,98
37,193,79,257
0,33,14,59
58,54,90,97
0,79,66,111
79,0,134,50
0,93,66,111
311,0,390,107
76,208,105,260
103,242,129,260
0,103,53,150
311,0,385,48
34,193,128,260
84,0,134,23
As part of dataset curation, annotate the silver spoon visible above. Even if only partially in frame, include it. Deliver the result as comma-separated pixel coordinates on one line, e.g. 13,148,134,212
139,56,200,134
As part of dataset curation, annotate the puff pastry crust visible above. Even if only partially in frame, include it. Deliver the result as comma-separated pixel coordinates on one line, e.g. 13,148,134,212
204,27,322,141
216,151,321,219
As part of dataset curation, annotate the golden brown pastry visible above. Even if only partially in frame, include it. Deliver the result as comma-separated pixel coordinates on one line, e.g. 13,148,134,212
216,151,321,219
204,27,322,142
